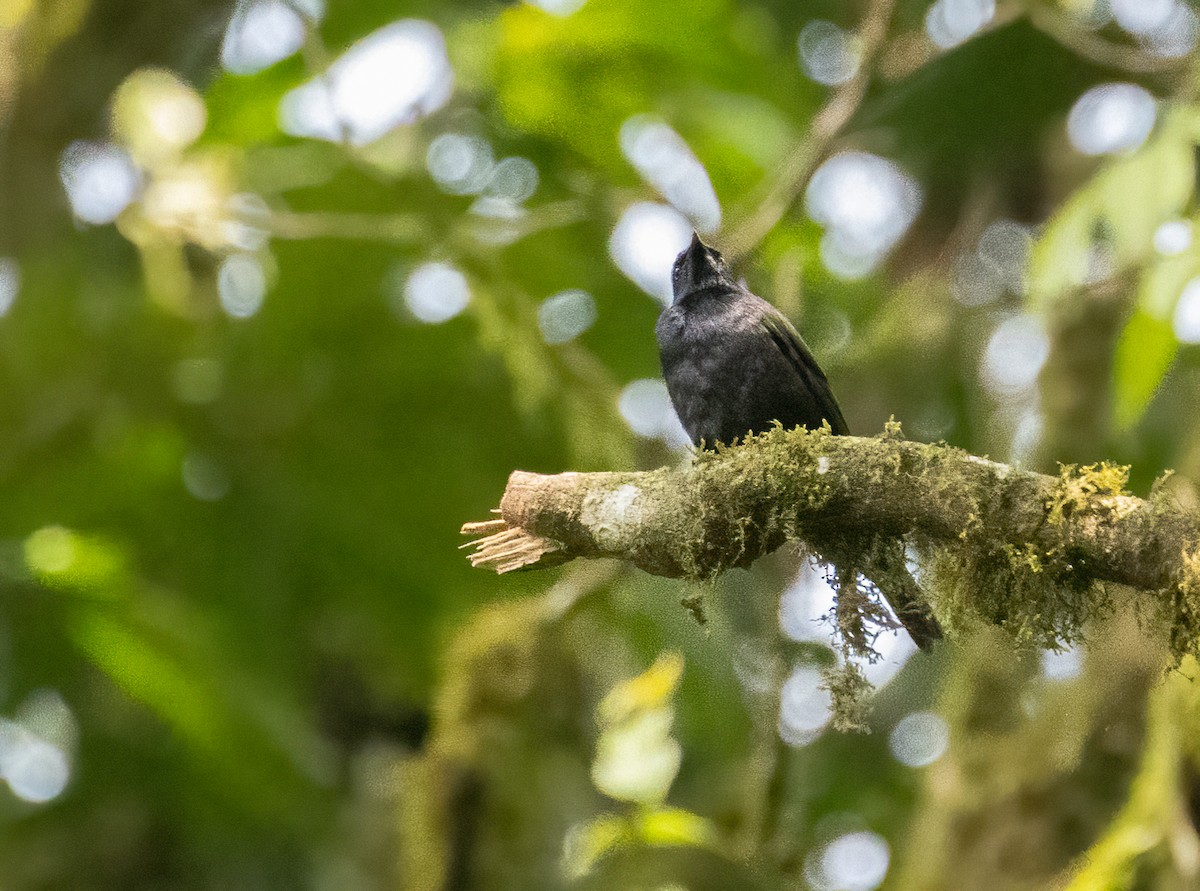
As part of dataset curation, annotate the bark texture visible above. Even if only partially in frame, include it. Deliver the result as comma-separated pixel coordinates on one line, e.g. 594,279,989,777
463,426,1197,597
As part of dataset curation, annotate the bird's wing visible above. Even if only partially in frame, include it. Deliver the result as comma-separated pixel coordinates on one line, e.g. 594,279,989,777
759,311,850,435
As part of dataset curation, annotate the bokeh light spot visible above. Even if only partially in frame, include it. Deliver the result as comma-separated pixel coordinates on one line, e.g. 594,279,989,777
925,0,995,49
0,257,19,316
1140,3,1200,58
818,231,881,280
860,625,917,687
1111,0,1174,35
798,20,861,86
1041,646,1084,681
401,262,470,324
182,453,231,502
221,193,272,252
1173,277,1200,343
0,723,69,804
805,152,921,279
819,831,890,891
977,219,1032,294
617,379,688,447
609,202,694,304
889,711,950,767
487,157,539,204
951,253,1004,307
467,196,526,243
1010,407,1044,466
780,564,916,684
112,68,206,166
538,289,596,344
24,527,75,575
218,254,267,318
779,562,835,643
619,116,721,234
426,133,494,195
1154,219,1192,256
59,142,140,224
779,665,831,747
16,690,77,754
952,218,1031,306
1067,83,1156,156
279,20,453,146
524,0,587,14
222,0,323,75
982,314,1049,397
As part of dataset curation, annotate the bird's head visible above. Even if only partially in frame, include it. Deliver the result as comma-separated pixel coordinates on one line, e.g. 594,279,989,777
670,232,735,302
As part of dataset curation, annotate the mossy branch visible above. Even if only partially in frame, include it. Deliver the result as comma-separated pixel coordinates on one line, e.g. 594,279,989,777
462,427,1200,649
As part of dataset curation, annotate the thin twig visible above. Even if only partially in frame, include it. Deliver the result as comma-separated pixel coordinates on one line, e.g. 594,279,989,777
725,0,898,260
256,199,584,246
1026,5,1188,75
262,210,424,243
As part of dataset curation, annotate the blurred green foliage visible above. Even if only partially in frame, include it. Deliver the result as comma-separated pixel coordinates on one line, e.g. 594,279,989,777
5,0,1200,888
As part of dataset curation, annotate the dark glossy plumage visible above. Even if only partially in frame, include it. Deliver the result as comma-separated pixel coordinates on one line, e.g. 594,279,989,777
656,233,848,449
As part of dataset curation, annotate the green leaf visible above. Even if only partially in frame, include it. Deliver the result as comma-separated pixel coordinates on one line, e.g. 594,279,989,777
493,0,808,178
561,815,634,880
591,653,686,804
1029,110,1197,311
24,527,131,599
634,806,719,849
68,608,232,753
560,807,717,880
1113,310,1176,430
598,651,684,725
591,707,682,804
1137,245,1200,322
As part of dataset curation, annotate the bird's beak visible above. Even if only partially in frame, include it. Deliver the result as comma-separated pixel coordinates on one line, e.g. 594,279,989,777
685,231,711,276
671,232,727,301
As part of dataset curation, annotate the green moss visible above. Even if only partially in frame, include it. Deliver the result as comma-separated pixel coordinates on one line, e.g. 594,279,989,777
827,560,893,662
926,543,1109,650
1147,469,1176,508
1143,474,1200,663
1046,462,1131,527
679,425,834,580
879,416,905,441
911,461,1141,652
675,428,1177,677
822,661,872,733
1167,545,1200,663
680,590,708,627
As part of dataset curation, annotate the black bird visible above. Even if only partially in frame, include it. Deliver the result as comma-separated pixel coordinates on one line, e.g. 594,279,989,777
656,234,942,650
656,233,848,449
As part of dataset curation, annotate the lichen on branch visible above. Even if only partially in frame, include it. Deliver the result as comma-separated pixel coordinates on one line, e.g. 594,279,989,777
463,426,1200,657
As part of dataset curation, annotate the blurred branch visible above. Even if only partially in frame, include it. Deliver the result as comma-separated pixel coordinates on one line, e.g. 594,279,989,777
1026,5,1187,75
892,617,1161,891
284,0,335,74
462,426,1198,609
263,210,425,243
1035,278,1128,467
259,200,584,245
724,0,896,260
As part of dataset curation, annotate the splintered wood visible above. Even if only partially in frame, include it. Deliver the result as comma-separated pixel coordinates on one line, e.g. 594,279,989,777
459,519,562,573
